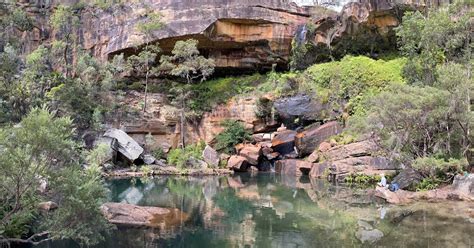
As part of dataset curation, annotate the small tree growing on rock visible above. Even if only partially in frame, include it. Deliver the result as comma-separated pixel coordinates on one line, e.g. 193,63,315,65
127,11,163,112
160,39,215,147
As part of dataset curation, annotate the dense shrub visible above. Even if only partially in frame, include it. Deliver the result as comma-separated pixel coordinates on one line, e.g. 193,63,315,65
412,156,467,179
167,141,206,169
301,55,406,116
215,120,252,154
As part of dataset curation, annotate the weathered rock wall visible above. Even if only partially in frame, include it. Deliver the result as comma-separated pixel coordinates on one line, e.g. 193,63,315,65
11,0,446,71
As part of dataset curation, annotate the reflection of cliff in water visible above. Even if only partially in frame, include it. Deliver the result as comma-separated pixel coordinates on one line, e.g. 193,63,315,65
98,174,474,248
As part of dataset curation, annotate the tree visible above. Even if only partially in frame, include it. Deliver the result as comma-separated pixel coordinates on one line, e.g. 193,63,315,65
49,50,123,130
348,4,473,176
50,4,79,78
0,45,56,123
0,107,111,246
215,120,252,154
395,5,472,85
160,39,215,147
0,3,33,50
127,11,163,112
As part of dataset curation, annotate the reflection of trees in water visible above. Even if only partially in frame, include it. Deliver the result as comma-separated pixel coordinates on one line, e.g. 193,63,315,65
103,175,473,248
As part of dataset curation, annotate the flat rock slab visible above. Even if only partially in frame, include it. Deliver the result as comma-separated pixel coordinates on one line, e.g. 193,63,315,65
100,202,188,228
374,186,474,205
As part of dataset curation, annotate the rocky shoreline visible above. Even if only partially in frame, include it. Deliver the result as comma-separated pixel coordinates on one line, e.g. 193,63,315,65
104,167,233,178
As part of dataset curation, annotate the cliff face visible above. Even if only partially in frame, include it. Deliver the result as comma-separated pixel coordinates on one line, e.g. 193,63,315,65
15,0,311,71
14,0,445,71
10,0,450,147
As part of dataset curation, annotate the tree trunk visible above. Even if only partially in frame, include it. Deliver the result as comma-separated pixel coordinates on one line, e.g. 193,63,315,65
180,90,186,148
143,70,149,112
143,42,149,113
64,39,69,78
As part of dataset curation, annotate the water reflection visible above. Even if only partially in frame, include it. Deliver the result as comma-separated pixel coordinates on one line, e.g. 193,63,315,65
39,173,474,248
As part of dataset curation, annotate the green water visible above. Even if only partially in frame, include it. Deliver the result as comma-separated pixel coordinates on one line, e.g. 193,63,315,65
40,174,473,248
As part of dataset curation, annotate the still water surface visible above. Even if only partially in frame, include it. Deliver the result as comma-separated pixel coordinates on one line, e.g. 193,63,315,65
39,173,473,247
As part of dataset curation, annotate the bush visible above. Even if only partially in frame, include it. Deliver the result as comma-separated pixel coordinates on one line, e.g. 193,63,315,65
167,141,206,169
416,178,439,191
152,147,166,159
302,55,406,116
215,120,252,154
129,81,144,91
140,165,153,176
412,156,467,179
344,174,382,186
330,133,357,146
85,143,110,167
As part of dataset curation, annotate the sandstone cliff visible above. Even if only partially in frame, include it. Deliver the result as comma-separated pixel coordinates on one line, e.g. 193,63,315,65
11,0,446,71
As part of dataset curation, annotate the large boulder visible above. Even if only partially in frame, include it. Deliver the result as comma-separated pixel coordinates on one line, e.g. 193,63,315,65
295,121,342,156
309,162,329,178
227,155,251,172
239,144,262,165
100,202,188,228
308,139,397,181
142,154,156,165
202,145,220,168
355,229,384,244
273,95,326,124
275,159,312,176
271,130,297,155
392,168,423,190
186,157,209,169
452,174,473,197
104,128,144,162
38,201,58,212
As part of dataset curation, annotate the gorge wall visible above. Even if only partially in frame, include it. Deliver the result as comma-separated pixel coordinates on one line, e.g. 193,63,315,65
12,0,447,71
8,0,451,149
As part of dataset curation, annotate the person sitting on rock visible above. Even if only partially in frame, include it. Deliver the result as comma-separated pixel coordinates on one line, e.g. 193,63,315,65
378,173,387,187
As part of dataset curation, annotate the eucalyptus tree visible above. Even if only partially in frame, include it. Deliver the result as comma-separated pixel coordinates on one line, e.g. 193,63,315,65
160,39,215,147
50,4,79,78
127,11,164,112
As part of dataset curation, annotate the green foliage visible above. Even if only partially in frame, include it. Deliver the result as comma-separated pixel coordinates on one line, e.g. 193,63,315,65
160,39,215,83
85,143,111,167
43,166,113,246
395,6,472,85
152,147,166,160
302,55,406,115
0,108,111,245
215,120,252,154
50,4,80,77
0,5,33,48
140,165,153,176
136,12,163,37
50,5,79,34
167,141,206,169
50,51,121,129
254,97,273,119
187,73,265,117
412,156,467,179
416,178,439,191
351,84,453,161
257,70,299,97
349,6,473,173
331,133,357,145
344,174,382,186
